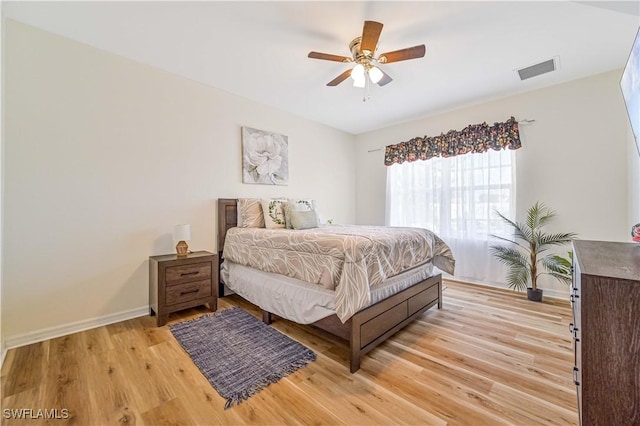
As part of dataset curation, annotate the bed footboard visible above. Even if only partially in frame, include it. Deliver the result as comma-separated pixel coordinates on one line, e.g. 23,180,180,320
348,273,441,372
308,273,442,373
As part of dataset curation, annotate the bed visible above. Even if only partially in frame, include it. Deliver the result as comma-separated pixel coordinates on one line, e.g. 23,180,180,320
217,198,455,372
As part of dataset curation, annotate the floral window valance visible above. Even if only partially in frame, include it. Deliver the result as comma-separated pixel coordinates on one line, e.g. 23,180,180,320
384,116,522,166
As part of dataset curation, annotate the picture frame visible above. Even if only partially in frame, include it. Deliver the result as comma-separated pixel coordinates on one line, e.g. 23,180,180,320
241,126,289,185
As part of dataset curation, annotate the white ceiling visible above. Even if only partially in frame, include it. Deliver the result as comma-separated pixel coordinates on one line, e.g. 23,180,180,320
3,1,639,134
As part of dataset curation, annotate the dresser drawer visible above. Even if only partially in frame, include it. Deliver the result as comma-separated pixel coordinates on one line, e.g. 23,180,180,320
165,280,212,306
165,262,212,285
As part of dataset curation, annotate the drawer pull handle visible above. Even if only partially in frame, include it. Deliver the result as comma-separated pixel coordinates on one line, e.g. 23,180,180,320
180,272,199,276
570,323,580,341
573,366,580,386
180,289,200,296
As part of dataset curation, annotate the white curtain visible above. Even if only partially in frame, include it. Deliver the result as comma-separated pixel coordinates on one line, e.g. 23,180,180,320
386,149,516,285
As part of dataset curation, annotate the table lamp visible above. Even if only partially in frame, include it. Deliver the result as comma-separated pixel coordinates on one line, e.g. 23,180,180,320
174,224,191,257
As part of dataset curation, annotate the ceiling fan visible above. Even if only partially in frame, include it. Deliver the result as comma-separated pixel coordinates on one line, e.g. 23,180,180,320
308,20,426,90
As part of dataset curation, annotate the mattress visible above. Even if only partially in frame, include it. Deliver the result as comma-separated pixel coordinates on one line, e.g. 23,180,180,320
223,225,455,322
221,260,436,324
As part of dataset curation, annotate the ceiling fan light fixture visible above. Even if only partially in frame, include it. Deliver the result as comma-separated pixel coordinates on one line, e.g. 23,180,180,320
368,66,383,84
353,75,366,88
351,64,365,80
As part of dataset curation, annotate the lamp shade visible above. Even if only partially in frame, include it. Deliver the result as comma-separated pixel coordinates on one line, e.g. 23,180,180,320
173,224,191,242
350,64,365,79
369,66,383,84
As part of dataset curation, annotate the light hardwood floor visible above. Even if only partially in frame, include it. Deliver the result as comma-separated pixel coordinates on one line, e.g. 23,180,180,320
1,280,578,425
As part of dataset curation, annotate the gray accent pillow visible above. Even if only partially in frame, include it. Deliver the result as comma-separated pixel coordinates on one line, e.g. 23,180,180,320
290,210,319,230
283,199,315,229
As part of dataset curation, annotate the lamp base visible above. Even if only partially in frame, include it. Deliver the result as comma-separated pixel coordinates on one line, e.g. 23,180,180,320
176,241,189,257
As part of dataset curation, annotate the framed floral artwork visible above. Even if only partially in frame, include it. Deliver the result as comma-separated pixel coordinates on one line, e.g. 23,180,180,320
241,126,289,185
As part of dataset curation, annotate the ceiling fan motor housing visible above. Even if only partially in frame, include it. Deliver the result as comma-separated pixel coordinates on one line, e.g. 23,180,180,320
349,37,372,63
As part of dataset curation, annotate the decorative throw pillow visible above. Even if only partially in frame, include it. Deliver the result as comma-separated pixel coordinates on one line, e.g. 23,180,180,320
237,198,264,228
283,199,315,229
290,210,319,230
261,198,287,229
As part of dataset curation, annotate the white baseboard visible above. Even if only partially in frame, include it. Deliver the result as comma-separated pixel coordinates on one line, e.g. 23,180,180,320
4,306,149,351
539,288,570,300
443,275,570,301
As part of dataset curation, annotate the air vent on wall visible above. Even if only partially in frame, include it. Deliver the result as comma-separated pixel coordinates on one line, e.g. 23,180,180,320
517,58,557,80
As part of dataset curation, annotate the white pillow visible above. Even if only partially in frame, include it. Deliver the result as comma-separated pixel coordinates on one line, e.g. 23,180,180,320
261,198,287,229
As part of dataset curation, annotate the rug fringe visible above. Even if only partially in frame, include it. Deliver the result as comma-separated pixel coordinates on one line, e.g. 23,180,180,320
168,307,240,331
224,351,316,409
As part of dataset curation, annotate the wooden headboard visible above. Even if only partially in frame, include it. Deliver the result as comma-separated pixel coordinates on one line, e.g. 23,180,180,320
217,198,238,257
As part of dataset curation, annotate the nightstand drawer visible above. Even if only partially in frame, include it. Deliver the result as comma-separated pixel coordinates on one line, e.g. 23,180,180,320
165,262,212,285
165,280,212,306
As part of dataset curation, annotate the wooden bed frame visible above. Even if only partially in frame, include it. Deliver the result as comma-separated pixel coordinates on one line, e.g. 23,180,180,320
217,198,442,373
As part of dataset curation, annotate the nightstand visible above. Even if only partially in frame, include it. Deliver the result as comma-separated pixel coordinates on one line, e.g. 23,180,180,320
149,251,218,327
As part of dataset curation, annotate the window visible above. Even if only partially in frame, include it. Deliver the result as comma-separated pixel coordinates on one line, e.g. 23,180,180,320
386,149,515,285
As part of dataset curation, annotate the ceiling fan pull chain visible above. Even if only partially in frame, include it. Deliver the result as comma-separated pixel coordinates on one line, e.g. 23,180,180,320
363,69,370,102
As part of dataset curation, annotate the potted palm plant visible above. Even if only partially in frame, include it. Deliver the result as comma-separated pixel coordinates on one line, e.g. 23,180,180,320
490,202,576,302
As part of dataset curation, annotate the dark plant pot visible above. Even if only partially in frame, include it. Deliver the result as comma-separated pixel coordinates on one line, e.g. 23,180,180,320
527,288,543,302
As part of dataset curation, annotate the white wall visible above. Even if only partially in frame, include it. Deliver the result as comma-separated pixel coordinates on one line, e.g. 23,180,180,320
3,20,356,344
0,12,5,364
628,129,640,229
355,70,631,296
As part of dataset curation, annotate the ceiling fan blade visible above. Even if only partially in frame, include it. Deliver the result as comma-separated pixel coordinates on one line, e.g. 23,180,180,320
378,45,426,64
361,21,383,55
308,51,351,62
327,69,352,86
377,69,393,87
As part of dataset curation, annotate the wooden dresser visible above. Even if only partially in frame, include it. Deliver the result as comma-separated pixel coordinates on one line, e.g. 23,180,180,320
571,240,640,425
149,251,218,326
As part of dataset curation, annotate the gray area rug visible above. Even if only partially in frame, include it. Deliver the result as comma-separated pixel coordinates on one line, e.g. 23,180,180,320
169,307,316,408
